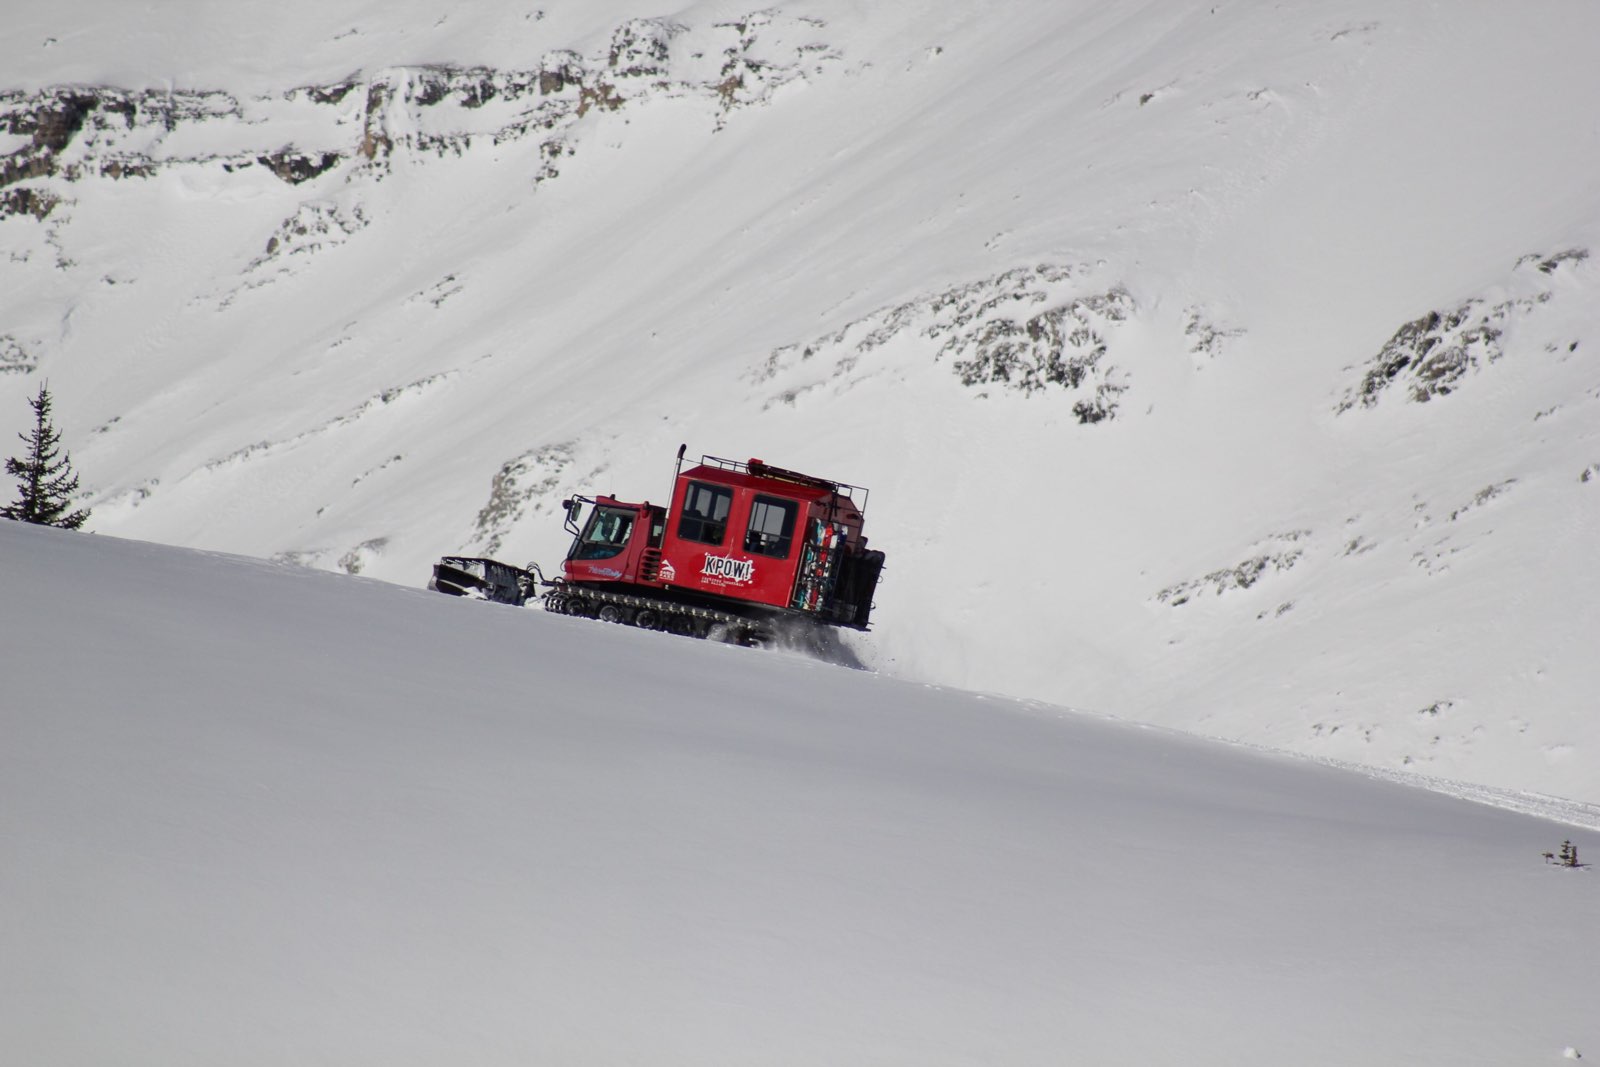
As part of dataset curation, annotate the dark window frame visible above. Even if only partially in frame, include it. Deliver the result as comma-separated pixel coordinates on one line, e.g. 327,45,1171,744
744,495,799,558
677,481,733,545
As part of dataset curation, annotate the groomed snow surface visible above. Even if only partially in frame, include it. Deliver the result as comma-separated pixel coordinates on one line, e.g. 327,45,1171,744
3,522,1597,1065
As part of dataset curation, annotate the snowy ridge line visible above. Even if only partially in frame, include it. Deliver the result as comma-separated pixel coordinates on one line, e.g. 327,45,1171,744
1304,756,1600,833
1160,705,1600,831
197,370,458,475
996,693,1600,831
1211,726,1600,832
83,372,458,515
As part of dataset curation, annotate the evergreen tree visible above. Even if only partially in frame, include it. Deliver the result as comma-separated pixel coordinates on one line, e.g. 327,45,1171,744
3,383,91,529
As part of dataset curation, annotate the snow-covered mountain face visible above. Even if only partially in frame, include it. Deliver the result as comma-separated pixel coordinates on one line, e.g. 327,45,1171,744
4,1,1599,800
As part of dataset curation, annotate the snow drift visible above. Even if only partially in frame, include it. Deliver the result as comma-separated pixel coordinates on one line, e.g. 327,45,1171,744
3,521,1599,1064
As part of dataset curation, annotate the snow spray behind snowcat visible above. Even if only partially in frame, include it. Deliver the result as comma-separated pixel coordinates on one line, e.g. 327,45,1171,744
429,447,886,645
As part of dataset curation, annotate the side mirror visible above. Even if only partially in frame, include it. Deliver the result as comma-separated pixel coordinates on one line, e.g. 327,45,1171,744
566,499,583,523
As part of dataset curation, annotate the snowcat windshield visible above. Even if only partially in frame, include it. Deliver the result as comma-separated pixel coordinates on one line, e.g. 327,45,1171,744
570,506,635,560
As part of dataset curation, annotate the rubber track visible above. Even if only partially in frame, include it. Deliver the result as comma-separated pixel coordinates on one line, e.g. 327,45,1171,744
544,581,768,637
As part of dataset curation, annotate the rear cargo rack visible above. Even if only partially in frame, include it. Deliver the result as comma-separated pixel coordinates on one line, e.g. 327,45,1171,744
700,454,869,510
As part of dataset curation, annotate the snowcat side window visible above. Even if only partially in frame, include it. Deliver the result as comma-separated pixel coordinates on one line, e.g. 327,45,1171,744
572,507,635,560
745,496,798,558
678,482,732,545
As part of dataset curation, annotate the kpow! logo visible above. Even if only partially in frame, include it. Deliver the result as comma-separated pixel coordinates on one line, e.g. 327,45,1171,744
701,554,755,584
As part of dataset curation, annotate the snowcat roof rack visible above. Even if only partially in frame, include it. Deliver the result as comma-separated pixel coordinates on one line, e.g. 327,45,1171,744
699,454,869,511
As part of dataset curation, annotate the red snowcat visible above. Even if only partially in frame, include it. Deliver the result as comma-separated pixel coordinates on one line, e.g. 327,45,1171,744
430,448,886,645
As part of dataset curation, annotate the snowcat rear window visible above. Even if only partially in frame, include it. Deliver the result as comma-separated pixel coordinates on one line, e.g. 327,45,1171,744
678,482,732,545
744,496,797,558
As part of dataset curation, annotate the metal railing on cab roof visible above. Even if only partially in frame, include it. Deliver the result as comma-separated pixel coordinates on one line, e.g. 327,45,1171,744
697,454,869,511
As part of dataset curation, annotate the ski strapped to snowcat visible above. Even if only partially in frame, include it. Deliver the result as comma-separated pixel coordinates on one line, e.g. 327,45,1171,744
429,447,886,645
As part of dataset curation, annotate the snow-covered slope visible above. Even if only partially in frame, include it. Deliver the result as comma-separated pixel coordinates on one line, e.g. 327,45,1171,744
3,0,1599,800
3,520,1598,1065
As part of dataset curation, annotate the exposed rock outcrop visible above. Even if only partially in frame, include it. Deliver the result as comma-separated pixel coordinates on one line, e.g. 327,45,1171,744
755,263,1136,423
1156,530,1311,607
1339,249,1590,412
0,335,36,374
473,443,576,555
0,12,837,197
